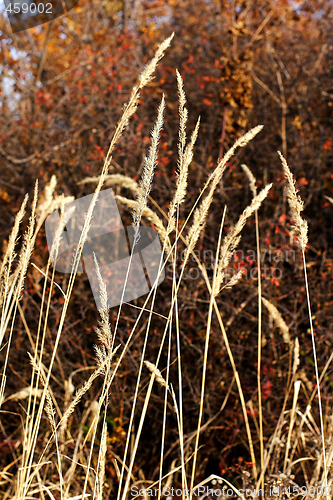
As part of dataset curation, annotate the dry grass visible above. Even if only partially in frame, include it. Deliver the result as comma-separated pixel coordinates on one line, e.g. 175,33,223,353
0,36,331,500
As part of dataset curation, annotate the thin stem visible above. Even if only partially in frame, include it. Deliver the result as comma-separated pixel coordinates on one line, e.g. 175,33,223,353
302,249,327,490
255,209,264,496
190,207,226,499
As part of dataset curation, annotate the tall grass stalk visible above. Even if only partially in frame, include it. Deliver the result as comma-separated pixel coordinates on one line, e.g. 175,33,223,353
117,70,199,500
190,207,226,498
242,164,265,494
158,70,191,500
116,96,167,500
279,151,328,490
79,37,174,500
